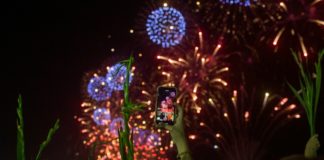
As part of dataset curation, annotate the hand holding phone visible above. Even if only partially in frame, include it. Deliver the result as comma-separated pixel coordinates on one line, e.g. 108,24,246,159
161,102,192,160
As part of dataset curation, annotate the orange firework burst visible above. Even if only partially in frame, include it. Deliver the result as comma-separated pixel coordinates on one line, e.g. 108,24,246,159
188,86,301,159
156,31,230,129
263,0,324,58
130,71,175,153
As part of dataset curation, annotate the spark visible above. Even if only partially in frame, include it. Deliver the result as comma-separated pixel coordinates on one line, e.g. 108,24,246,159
273,27,285,46
298,34,308,57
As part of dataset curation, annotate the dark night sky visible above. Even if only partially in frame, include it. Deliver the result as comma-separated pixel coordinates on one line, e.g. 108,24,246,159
3,0,324,160
4,0,142,159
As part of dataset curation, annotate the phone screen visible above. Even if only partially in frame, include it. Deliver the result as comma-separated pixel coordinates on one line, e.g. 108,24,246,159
156,87,176,125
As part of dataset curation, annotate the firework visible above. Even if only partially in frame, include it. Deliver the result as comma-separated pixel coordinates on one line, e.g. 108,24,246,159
78,63,169,159
77,99,169,159
189,0,268,44
129,32,227,151
219,0,252,6
87,75,112,102
106,63,133,91
109,117,125,137
130,71,174,152
146,3,186,48
156,31,229,129
93,107,111,126
77,92,123,159
133,128,168,159
263,0,324,57
187,86,301,160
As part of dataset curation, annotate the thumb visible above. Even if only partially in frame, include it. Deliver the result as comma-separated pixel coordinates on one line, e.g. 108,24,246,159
176,105,183,120
165,124,173,131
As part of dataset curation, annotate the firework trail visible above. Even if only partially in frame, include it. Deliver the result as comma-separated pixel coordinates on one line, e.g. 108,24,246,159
189,0,270,44
262,0,324,57
155,31,229,129
130,70,175,153
188,85,301,160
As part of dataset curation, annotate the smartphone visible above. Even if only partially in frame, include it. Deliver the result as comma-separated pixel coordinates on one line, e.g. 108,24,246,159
155,87,177,125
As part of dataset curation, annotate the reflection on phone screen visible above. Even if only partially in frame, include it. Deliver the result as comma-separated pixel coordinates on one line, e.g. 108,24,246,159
156,87,176,125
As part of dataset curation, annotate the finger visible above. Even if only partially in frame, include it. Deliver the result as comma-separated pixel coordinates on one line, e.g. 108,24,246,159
165,124,173,131
175,105,183,120
155,122,173,131
311,134,318,140
154,122,164,128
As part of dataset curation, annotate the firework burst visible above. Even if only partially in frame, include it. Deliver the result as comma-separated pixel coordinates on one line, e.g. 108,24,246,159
77,63,169,160
87,75,112,102
76,100,168,160
134,0,198,50
130,71,175,153
189,0,269,44
187,86,301,160
263,0,324,57
156,31,229,130
106,63,133,91
146,3,186,48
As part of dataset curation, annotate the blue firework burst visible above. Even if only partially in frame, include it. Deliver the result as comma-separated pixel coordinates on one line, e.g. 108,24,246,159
93,107,111,126
146,133,160,146
106,63,132,91
133,128,160,146
220,0,251,6
146,6,186,48
109,117,125,137
87,76,112,101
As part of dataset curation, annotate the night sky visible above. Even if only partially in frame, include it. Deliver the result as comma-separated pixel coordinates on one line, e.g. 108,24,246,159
3,0,324,160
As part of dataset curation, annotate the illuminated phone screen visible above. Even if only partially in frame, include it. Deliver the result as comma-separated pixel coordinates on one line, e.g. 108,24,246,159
156,87,176,125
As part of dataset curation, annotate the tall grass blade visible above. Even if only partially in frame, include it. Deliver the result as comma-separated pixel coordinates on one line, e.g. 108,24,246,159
35,119,60,160
116,55,143,160
17,95,25,160
288,50,323,137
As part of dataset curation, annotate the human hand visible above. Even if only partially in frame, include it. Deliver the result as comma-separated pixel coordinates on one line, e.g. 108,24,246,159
164,105,185,140
304,134,320,159
157,105,191,159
